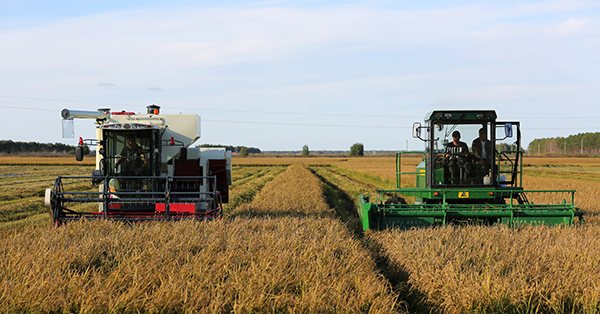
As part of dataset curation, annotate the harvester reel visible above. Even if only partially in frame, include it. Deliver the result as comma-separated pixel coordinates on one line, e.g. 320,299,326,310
384,196,407,205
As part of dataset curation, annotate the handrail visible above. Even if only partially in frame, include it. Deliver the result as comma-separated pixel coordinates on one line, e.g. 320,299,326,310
496,150,523,187
396,151,427,189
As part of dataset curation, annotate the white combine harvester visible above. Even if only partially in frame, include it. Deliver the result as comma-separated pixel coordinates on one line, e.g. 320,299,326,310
45,105,231,225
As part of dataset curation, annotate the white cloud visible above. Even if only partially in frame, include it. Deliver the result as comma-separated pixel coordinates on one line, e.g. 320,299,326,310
557,17,591,34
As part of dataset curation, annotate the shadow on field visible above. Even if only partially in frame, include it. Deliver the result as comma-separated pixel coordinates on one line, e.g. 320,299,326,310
309,168,435,313
307,168,361,229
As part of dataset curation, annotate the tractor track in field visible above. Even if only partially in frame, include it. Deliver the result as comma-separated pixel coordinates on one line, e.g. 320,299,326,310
322,166,382,190
307,167,357,223
308,165,432,313
312,166,382,191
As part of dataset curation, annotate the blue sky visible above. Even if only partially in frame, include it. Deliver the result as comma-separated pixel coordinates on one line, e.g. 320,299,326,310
0,0,598,151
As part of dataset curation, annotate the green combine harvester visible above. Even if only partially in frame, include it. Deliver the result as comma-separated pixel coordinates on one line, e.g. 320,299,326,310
358,110,584,230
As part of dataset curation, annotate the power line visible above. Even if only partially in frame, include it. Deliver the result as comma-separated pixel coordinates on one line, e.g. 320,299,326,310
2,96,600,123
0,96,416,118
202,119,409,129
3,104,600,130
9,82,600,102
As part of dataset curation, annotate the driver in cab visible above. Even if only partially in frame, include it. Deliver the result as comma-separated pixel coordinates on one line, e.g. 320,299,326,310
444,131,469,157
444,131,469,184
115,135,146,174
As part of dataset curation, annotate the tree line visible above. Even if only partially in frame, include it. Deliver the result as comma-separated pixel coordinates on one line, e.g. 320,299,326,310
528,132,600,155
196,144,262,156
0,140,77,154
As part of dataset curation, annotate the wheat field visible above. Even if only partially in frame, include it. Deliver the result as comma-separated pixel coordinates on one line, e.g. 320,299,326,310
1,156,599,313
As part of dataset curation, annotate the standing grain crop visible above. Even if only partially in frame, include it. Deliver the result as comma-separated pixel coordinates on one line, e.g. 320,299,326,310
0,162,403,313
371,225,600,313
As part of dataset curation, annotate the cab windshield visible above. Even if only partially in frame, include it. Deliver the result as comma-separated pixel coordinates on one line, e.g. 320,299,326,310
431,122,493,186
104,130,153,176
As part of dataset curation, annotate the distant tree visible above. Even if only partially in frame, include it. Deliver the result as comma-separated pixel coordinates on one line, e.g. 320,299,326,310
302,145,309,156
349,143,364,156
238,147,249,157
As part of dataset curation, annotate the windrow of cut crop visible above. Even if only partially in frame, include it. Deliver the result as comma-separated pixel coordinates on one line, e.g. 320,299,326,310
229,163,402,312
231,165,273,183
225,166,287,211
371,225,600,313
231,164,334,218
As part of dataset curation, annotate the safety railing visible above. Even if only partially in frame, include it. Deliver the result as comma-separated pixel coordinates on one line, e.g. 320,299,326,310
496,150,523,187
396,151,427,189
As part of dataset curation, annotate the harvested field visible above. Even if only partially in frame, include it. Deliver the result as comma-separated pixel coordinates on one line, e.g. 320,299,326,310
0,156,95,165
0,164,93,230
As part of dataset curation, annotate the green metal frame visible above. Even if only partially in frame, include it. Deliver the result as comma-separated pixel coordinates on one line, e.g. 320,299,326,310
357,144,583,231
396,151,427,189
497,150,523,187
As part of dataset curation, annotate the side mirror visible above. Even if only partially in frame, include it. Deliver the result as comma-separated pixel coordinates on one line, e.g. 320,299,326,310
505,123,513,138
75,146,84,161
412,122,422,139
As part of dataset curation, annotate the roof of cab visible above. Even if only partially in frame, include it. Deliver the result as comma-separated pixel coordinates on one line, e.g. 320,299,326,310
424,110,497,122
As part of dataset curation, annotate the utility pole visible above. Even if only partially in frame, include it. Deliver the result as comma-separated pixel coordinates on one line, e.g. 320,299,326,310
564,141,566,155
581,137,584,155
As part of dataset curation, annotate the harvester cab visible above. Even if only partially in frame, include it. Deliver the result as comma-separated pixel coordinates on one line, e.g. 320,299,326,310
358,110,583,230
412,110,518,190
45,105,232,225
